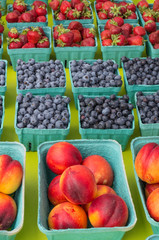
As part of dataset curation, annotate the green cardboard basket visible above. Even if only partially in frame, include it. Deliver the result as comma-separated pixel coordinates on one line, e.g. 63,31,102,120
131,136,159,234
77,95,135,151
94,0,139,25
16,61,66,96
13,0,48,4
53,24,97,68
0,60,7,96
7,26,52,71
98,25,145,67
7,4,48,30
0,142,25,240
1,0,6,15
146,39,159,58
38,139,137,240
69,59,122,109
135,92,159,136
121,59,159,106
146,235,159,240
14,96,71,152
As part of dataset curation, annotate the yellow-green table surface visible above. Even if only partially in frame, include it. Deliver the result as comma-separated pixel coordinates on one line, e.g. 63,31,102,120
1,0,155,239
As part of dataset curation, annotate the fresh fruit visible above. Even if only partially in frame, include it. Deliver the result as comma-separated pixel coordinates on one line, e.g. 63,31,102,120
88,193,128,227
13,0,27,13
36,15,46,22
60,0,71,14
0,193,17,230
144,20,157,33
70,29,82,43
81,37,95,46
8,38,23,49
22,42,36,48
127,35,143,45
60,165,97,204
36,36,49,47
48,202,87,229
149,30,159,48
35,5,47,16
102,38,112,46
6,11,19,23
146,188,159,221
0,23,4,34
57,31,74,47
8,27,19,38
82,28,96,39
67,21,83,31
49,0,60,11
145,183,159,199
133,26,146,36
27,27,42,44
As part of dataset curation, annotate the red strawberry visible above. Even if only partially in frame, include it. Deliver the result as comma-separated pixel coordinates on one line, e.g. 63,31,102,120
0,37,2,47
124,10,137,19
142,11,155,22
36,5,47,16
67,9,80,20
29,8,38,18
121,23,132,37
67,21,83,32
49,0,60,11
0,23,4,34
81,37,95,46
82,28,96,39
107,5,122,19
8,27,19,38
56,12,66,20
80,10,92,19
144,20,157,33
57,31,74,47
13,10,21,16
37,27,45,35
127,3,136,12
119,1,127,14
21,12,33,22
13,0,27,13
71,43,80,47
22,42,36,48
127,35,143,45
32,1,47,9
8,38,22,49
19,34,28,45
113,16,124,27
104,19,118,29
133,26,146,36
98,11,107,20
96,2,103,11
153,0,159,11
75,2,85,12
27,27,42,44
71,0,81,8
102,38,112,46
37,36,49,48
149,31,159,45
101,29,111,40
6,12,19,23
36,15,46,21
110,25,121,35
70,29,82,43
102,1,114,11
18,15,24,22
154,43,159,49
137,0,149,10
112,34,126,46
60,1,71,14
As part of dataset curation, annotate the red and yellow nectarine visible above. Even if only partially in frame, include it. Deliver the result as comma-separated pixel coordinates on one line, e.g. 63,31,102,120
147,188,159,221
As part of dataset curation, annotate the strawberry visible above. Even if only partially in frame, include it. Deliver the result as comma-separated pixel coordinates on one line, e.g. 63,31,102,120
67,21,83,32
107,5,122,18
19,33,28,45
49,0,60,11
0,23,4,34
60,0,71,14
18,15,23,22
144,20,157,33
37,36,49,48
29,8,38,18
133,26,146,36
119,1,127,14
104,19,118,30
153,0,159,11
127,3,136,12
71,43,80,47
21,12,33,22
101,29,111,40
121,23,132,37
6,12,19,23
27,27,42,44
67,9,80,19
36,15,46,22
154,43,159,49
0,37,2,47
112,34,126,46
127,35,143,45
137,0,149,12
82,28,95,39
149,31,159,45
75,2,85,12
8,38,23,49
13,0,27,13
113,16,124,27
71,0,81,8
37,27,45,35
32,1,47,9
70,29,82,43
57,31,74,47
80,10,92,19
56,12,66,20
102,38,112,46
124,10,137,19
54,24,68,40
8,27,19,38
96,2,103,11
98,11,107,20
36,5,47,16
13,10,21,16
110,25,121,35
81,37,95,46
102,1,114,12
22,42,36,48
142,10,155,22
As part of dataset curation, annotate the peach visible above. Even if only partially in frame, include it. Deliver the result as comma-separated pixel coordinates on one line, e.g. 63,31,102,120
60,165,97,205
146,188,159,221
84,185,116,212
82,155,114,186
46,142,82,174
88,193,128,227
0,154,23,194
135,142,159,184
0,192,17,230
48,202,87,229
48,175,67,205
145,183,159,199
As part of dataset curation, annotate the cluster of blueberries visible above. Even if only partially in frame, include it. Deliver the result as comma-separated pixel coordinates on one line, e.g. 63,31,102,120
0,96,3,124
136,91,159,124
122,56,159,85
0,61,6,86
16,59,66,90
70,59,122,88
16,92,70,129
78,94,134,129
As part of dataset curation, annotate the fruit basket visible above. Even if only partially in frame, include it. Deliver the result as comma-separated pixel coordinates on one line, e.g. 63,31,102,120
69,59,122,109
77,95,135,151
0,60,7,96
38,139,137,240
7,4,48,30
121,57,159,105
146,235,159,240
146,32,159,58
131,136,159,234
137,4,159,27
16,59,66,96
13,0,48,4
0,141,25,240
14,94,71,151
53,24,97,68
98,25,145,67
135,91,159,136
7,26,52,71
94,0,139,26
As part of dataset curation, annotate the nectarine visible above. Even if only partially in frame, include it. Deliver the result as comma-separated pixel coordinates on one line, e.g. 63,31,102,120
147,188,159,221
